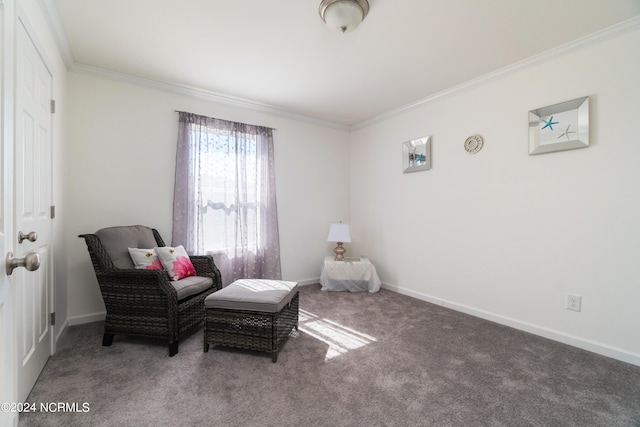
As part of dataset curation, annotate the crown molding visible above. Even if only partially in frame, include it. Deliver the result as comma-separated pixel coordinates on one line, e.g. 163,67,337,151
38,0,349,130
69,63,350,131
39,0,639,133
350,16,640,131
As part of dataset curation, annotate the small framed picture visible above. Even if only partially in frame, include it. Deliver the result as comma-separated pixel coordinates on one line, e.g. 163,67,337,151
402,136,431,173
529,96,589,155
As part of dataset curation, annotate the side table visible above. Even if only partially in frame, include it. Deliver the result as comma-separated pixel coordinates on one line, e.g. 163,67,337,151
319,256,381,293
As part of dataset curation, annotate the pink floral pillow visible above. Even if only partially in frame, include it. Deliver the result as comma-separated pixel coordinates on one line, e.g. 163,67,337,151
128,248,163,270
155,245,197,281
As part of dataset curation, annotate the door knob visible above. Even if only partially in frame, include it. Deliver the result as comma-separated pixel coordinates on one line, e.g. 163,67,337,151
5,251,40,276
18,231,38,243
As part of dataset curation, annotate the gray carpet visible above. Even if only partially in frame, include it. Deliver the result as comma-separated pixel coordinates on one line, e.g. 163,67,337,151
20,284,640,426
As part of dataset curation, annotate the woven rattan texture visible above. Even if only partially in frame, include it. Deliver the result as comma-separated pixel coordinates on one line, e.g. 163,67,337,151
79,227,223,356
204,292,299,362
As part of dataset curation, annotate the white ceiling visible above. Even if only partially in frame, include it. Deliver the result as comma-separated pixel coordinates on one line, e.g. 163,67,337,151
49,0,640,127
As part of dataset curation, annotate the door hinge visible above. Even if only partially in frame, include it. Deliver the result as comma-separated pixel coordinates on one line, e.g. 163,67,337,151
50,99,56,114
50,312,56,326
50,205,56,219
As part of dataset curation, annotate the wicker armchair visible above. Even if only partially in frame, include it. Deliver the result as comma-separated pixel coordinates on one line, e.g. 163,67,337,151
78,225,222,356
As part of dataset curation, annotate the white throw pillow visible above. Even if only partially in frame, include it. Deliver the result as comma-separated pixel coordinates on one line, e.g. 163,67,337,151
155,245,197,281
128,248,163,270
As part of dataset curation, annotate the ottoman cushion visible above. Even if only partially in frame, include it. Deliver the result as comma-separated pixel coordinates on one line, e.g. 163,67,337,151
205,279,298,313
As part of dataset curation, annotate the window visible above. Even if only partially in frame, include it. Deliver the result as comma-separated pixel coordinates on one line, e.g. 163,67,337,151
172,112,281,286
196,128,260,254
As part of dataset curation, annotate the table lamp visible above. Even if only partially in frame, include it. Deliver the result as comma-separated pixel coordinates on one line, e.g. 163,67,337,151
327,222,351,261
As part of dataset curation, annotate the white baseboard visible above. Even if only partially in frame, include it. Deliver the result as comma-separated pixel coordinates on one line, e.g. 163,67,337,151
295,277,320,286
67,311,106,326
381,283,640,367
54,318,68,343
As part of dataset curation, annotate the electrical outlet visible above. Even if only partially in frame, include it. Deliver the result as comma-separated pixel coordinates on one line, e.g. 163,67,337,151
567,294,582,312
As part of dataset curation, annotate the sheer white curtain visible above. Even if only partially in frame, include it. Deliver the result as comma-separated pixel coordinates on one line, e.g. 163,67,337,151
172,112,281,286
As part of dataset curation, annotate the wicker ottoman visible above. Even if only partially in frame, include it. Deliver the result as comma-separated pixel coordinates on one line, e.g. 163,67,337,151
204,279,299,362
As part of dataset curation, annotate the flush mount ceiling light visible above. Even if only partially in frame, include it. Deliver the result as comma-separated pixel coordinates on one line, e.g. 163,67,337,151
319,0,369,34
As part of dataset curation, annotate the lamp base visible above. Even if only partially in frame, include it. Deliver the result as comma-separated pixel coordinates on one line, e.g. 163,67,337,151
333,242,347,261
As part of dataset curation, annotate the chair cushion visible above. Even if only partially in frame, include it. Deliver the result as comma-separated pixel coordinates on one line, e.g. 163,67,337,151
96,226,158,269
204,279,298,313
172,276,214,300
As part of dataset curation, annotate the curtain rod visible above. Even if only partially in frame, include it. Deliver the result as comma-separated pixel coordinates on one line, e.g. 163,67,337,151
173,110,277,131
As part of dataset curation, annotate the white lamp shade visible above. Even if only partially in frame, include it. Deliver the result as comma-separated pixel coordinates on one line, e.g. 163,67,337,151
323,1,364,33
327,223,351,243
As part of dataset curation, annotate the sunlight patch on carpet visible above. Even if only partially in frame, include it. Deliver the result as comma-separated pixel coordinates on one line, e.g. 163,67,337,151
298,309,377,360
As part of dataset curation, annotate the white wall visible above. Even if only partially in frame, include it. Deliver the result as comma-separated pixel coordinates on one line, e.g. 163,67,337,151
349,27,640,364
65,72,350,321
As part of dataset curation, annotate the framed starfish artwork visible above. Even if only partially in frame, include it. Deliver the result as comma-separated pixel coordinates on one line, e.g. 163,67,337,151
528,96,589,155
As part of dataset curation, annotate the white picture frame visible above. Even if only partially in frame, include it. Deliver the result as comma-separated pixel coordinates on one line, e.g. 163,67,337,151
529,96,589,155
402,136,431,173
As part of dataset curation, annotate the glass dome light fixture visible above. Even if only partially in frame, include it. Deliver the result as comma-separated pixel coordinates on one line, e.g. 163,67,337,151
319,0,370,34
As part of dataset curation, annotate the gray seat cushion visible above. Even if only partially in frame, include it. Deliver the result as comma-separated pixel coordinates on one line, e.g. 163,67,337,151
95,225,158,269
205,279,298,313
172,276,214,300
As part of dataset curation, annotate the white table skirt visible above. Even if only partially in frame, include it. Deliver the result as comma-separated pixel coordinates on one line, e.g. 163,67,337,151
320,256,381,293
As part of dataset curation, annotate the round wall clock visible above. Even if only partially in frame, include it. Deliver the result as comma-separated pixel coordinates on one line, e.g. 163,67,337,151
464,135,483,154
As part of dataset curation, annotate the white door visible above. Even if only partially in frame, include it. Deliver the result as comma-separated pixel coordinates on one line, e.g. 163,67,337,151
0,109,16,423
1,3,18,426
14,19,53,403
0,198,15,424
0,125,17,425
